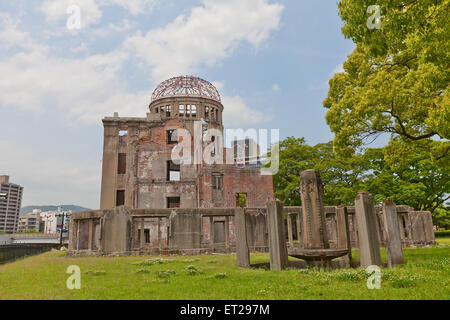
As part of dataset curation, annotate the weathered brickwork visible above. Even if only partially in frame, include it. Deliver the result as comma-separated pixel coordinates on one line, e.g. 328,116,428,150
100,77,274,212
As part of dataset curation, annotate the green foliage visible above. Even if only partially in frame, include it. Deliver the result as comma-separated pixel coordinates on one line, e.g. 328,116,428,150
273,137,368,206
273,137,449,225
435,230,450,238
131,258,170,266
184,265,202,275
325,0,449,168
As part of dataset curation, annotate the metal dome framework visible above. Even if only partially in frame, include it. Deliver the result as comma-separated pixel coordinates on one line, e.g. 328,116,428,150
151,76,221,103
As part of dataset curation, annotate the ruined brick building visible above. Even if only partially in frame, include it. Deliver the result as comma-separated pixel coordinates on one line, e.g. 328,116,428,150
68,76,434,256
100,75,274,211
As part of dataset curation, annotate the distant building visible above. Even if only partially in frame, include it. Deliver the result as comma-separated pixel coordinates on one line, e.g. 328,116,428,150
41,210,71,234
0,175,24,234
18,209,42,233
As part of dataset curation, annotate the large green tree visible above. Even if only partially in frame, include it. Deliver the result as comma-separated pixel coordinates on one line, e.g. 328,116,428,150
273,137,449,226
324,0,449,168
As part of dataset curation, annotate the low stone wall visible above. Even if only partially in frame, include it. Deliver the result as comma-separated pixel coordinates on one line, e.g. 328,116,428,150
68,204,435,257
0,243,61,264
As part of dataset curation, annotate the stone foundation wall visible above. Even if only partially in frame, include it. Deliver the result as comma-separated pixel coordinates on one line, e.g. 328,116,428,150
68,205,435,256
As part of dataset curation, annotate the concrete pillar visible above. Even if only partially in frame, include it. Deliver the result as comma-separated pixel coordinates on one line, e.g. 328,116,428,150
68,219,77,251
100,206,132,254
422,211,435,244
209,216,215,250
355,192,382,268
382,202,404,267
225,216,230,252
296,212,301,247
88,219,94,250
267,200,289,271
300,170,329,249
125,125,137,208
140,218,145,249
336,205,352,264
235,208,250,267
100,124,118,209
287,214,294,248
157,217,162,250
409,211,425,244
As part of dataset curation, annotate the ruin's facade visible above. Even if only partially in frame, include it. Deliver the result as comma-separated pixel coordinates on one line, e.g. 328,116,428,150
68,76,435,257
100,76,274,211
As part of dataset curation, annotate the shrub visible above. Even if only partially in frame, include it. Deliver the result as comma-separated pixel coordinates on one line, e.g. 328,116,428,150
185,265,202,275
434,230,450,238
134,268,151,274
132,258,169,266
157,270,177,278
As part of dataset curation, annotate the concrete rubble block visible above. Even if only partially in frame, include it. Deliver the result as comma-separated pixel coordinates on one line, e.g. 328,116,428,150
355,192,382,268
100,206,132,255
336,205,352,266
267,200,289,271
300,170,329,249
169,210,202,250
382,201,404,267
235,208,250,267
410,211,435,245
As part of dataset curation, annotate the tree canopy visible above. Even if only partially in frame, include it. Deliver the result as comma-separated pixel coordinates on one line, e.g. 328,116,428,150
273,137,449,227
324,0,449,168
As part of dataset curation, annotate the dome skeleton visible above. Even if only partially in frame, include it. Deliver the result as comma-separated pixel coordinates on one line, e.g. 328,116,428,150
151,76,221,103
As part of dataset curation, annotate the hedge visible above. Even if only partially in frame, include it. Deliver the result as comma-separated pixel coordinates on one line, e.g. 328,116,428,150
434,230,450,238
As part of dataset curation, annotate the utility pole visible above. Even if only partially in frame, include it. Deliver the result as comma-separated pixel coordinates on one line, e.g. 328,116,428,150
59,210,65,246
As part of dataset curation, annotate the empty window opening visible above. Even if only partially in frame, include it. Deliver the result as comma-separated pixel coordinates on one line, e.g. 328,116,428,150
402,215,408,238
167,197,180,208
214,221,225,244
119,130,128,137
210,136,217,156
205,106,209,119
167,161,180,181
211,107,216,120
117,153,126,174
137,229,150,244
179,104,184,116
116,190,125,206
236,193,247,207
167,130,178,144
212,174,223,190
185,104,191,117
165,105,172,117
215,108,218,121
192,105,197,117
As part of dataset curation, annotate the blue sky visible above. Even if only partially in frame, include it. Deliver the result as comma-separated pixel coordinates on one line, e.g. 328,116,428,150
0,0,357,209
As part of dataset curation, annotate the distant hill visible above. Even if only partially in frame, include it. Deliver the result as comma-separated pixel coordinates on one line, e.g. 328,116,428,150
20,205,91,215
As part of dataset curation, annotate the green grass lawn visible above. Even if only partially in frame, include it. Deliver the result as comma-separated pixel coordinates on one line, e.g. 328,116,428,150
0,240,449,300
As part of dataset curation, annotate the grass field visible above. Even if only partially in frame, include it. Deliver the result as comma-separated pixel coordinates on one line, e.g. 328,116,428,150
0,238,449,300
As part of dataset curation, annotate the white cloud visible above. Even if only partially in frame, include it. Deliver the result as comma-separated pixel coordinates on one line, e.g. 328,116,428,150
108,0,158,15
0,139,101,208
272,83,280,91
222,95,269,128
125,0,284,81
0,14,44,52
211,81,271,127
40,0,103,29
0,15,148,124
39,0,158,29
